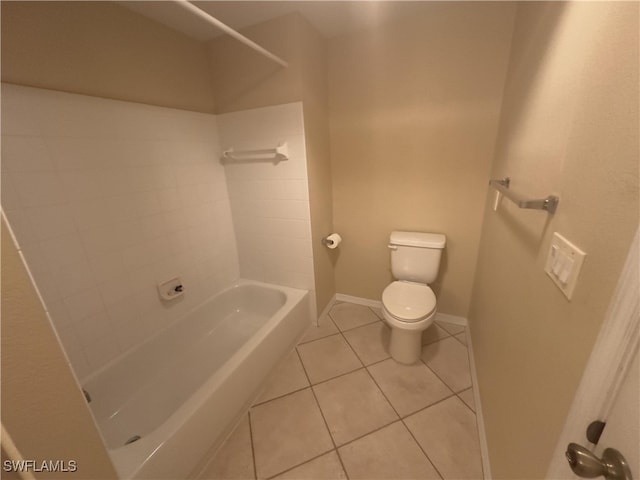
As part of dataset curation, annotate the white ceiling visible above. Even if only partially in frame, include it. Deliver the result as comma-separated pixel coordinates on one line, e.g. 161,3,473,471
120,1,438,41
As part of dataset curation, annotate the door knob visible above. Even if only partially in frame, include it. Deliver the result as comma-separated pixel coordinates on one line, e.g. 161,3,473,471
565,443,632,480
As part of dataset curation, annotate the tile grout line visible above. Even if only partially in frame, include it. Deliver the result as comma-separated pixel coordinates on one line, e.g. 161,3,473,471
360,359,446,480
335,304,476,479
328,308,381,335
253,303,476,480
419,334,474,395
402,418,445,480
293,346,351,480
329,311,448,478
251,384,311,407
247,410,258,480
334,303,466,418
297,330,342,346
263,448,337,480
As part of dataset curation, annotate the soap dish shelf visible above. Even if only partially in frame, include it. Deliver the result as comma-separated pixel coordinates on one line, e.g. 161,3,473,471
158,277,184,301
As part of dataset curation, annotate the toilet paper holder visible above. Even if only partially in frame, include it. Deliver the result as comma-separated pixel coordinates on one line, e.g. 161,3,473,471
322,233,342,249
322,236,335,246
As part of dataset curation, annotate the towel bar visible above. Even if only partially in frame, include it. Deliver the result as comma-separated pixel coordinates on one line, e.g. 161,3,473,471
489,177,559,214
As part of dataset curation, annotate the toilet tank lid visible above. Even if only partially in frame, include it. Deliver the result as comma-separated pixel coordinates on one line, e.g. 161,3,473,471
390,231,446,249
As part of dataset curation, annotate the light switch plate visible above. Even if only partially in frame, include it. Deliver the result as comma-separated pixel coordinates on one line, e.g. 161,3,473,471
545,232,586,300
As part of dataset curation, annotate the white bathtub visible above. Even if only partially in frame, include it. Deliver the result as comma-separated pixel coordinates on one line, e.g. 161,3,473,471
83,280,310,479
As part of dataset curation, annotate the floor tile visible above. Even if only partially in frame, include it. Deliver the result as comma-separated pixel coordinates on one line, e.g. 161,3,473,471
329,303,380,331
455,331,468,346
299,313,340,344
367,358,452,417
297,334,362,384
405,396,483,479
338,421,440,479
342,321,390,365
458,388,475,412
421,336,472,392
255,349,309,404
313,369,398,446
422,323,449,345
199,414,254,480
436,321,465,336
250,389,333,479
370,306,385,320
272,451,347,480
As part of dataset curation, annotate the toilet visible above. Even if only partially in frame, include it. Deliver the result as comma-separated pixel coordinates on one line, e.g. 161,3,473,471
382,231,446,364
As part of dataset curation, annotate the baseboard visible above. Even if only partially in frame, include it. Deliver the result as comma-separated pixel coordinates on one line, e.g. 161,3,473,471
435,312,468,326
335,294,469,327
335,290,490,476
335,293,382,309
316,294,337,325
466,322,492,480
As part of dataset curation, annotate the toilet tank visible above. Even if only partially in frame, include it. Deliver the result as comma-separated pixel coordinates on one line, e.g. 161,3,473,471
389,231,446,284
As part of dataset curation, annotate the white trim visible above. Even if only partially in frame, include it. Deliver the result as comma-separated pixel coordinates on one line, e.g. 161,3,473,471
466,321,493,480
546,227,639,478
335,293,382,309
335,293,469,328
173,1,288,68
335,291,489,474
1,424,37,480
316,294,337,325
435,312,468,327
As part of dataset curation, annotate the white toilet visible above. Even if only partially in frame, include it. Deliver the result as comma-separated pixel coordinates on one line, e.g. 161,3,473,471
382,231,446,364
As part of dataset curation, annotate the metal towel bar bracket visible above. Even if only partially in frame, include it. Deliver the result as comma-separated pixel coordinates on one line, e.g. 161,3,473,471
489,177,559,214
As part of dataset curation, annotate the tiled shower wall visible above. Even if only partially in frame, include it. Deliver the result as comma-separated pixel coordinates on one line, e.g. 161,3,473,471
1,84,240,380
218,103,315,311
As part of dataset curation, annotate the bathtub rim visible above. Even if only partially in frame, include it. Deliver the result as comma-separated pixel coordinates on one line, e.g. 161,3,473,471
82,279,296,386
85,279,309,479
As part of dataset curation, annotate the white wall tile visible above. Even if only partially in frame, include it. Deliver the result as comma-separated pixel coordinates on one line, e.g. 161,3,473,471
24,204,77,241
11,171,68,207
218,102,314,296
40,233,88,271
55,260,97,299
1,136,54,172
2,85,239,379
83,335,121,371
46,300,73,330
63,287,105,323
3,87,316,382
0,84,43,136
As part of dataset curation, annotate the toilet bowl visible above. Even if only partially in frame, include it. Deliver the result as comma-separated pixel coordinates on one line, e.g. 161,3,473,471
382,231,445,364
382,280,437,364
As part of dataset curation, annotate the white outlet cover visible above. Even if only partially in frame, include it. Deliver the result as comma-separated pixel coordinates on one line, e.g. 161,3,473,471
544,232,587,300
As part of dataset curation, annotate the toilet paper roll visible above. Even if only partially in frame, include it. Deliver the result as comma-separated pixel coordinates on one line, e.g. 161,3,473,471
324,233,342,249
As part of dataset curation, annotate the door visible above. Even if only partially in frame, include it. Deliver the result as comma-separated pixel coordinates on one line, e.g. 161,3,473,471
593,346,638,476
547,228,639,479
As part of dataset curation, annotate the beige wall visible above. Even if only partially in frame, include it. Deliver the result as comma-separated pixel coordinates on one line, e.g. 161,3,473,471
1,2,335,316
1,1,216,112
208,12,303,114
468,2,639,478
298,19,336,316
328,3,516,316
210,13,336,315
1,217,118,479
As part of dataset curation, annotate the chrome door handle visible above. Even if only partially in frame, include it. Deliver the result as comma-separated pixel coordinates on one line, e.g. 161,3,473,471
565,443,632,479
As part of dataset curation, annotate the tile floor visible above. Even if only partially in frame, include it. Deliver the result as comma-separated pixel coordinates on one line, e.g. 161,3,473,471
198,302,483,480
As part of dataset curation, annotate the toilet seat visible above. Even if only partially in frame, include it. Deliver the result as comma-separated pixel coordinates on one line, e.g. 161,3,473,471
382,281,436,323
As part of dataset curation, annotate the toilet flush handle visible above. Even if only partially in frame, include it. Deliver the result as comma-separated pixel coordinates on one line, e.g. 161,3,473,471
387,244,398,251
